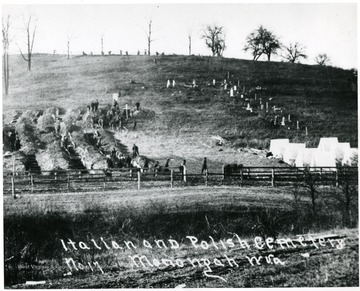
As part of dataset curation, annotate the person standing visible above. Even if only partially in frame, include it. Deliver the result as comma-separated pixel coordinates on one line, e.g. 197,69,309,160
201,157,208,174
132,144,139,158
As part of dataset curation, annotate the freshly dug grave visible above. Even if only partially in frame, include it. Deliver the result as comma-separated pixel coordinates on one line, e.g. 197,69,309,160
35,133,71,174
37,113,56,133
35,141,70,174
3,110,22,125
61,108,83,134
15,117,43,155
71,131,107,170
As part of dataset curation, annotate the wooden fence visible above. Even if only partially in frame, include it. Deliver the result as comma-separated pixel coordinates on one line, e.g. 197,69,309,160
3,166,358,196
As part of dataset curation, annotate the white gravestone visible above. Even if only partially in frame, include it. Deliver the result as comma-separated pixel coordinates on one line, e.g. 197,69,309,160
113,93,119,102
281,117,286,126
230,88,234,97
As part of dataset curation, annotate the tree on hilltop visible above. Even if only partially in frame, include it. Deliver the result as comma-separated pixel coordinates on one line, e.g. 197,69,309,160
282,42,308,63
201,24,226,57
19,14,37,71
244,25,281,61
315,53,331,66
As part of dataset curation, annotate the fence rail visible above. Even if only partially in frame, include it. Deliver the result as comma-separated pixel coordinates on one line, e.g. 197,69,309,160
3,166,358,196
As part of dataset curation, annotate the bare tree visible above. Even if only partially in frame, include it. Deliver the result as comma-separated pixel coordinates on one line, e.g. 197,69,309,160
146,19,153,55
201,25,226,57
19,14,37,71
303,168,320,216
101,33,104,55
66,31,75,60
2,15,11,95
244,25,281,61
315,53,331,66
283,42,307,63
188,33,192,55
334,167,358,227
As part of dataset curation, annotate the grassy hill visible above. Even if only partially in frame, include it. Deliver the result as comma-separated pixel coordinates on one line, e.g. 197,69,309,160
3,54,357,169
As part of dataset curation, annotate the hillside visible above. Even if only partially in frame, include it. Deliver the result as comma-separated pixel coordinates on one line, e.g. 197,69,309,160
2,54,357,170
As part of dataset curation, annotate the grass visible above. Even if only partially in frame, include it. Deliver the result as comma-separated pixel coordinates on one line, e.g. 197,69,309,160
2,54,358,288
3,185,359,287
3,55,357,159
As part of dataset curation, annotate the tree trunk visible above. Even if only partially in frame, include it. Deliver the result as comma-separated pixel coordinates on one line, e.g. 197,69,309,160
188,36,191,55
67,41,70,59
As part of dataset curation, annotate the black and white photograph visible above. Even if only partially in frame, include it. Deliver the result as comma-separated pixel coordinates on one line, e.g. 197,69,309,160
1,1,358,288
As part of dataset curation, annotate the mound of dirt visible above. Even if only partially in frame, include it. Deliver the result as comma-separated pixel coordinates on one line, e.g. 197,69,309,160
15,117,41,155
35,141,69,174
37,113,56,133
71,131,107,170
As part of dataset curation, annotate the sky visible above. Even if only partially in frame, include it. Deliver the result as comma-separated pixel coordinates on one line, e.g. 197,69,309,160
1,1,358,69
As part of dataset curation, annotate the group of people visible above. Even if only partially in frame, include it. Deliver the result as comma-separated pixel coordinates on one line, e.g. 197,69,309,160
85,99,141,131
106,147,132,169
7,131,21,152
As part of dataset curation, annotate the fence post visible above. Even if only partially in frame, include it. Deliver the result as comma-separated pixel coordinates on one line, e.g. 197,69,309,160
271,168,275,187
137,171,141,190
170,170,174,188
183,165,187,183
103,176,106,190
11,176,15,199
240,168,243,186
222,165,225,180
205,170,208,186
30,174,34,193
335,169,339,187
67,173,70,190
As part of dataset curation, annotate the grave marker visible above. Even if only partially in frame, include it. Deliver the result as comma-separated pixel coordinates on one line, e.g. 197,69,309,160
112,93,119,102
230,88,234,97
281,117,286,126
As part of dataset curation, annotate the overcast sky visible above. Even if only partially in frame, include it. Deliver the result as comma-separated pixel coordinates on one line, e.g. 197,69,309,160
2,1,358,69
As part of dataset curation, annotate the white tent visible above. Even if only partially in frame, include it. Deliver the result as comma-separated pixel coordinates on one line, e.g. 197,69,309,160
310,150,336,171
295,148,317,167
269,139,289,159
342,148,358,166
283,143,306,165
318,137,339,151
330,142,351,163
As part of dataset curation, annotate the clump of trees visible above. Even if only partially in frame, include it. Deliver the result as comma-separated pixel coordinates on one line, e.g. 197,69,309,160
244,25,281,61
201,24,226,57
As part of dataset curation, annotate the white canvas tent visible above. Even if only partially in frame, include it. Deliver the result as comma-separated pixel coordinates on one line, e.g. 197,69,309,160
283,143,306,165
310,150,336,171
269,139,289,159
295,148,317,167
330,142,351,163
342,148,358,166
318,137,339,151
